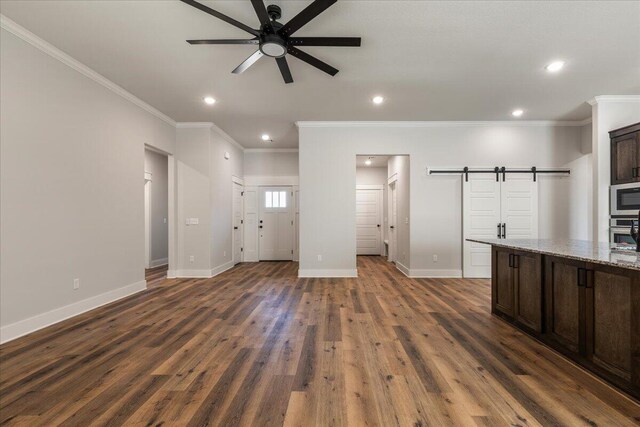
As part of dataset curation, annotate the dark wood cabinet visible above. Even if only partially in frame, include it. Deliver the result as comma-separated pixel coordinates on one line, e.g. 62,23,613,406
586,264,638,384
491,248,542,332
491,247,640,399
610,122,640,185
544,256,585,355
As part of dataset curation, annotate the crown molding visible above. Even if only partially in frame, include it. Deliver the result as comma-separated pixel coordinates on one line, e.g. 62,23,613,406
175,122,214,129
211,123,244,152
296,120,593,128
244,148,299,153
588,95,640,106
1,14,177,127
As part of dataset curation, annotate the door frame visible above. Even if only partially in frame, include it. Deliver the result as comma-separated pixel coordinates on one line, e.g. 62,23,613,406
144,171,152,269
356,184,384,256
232,176,244,265
387,174,398,262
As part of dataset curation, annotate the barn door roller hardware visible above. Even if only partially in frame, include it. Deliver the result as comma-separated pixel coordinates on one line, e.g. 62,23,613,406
427,166,571,182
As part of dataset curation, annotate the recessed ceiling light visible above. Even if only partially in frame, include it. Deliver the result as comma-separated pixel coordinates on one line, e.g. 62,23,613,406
545,61,565,72
512,109,524,117
203,96,216,105
365,157,373,166
261,134,271,141
372,96,384,105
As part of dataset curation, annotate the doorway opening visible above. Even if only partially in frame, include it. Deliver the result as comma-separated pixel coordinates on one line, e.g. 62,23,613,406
144,148,169,283
355,155,410,273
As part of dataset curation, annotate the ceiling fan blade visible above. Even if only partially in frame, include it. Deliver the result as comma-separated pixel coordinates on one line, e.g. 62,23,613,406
289,37,361,47
180,0,259,36
250,0,273,33
276,57,294,84
232,50,264,74
278,0,337,37
187,39,259,45
288,46,338,76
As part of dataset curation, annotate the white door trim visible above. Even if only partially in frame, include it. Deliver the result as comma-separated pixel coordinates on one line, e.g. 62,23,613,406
356,184,384,190
232,181,244,265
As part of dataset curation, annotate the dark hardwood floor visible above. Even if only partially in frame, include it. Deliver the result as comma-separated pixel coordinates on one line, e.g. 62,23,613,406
145,264,168,287
1,257,638,426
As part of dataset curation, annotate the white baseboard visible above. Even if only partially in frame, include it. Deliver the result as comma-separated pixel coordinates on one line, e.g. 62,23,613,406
0,279,147,344
396,262,410,277
298,269,358,278
211,260,235,276
172,269,212,278
149,258,168,268
408,269,463,278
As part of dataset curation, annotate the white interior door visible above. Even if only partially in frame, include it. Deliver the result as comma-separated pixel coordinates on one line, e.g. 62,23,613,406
356,188,382,255
243,187,259,262
232,182,244,265
388,182,398,262
463,175,501,278
259,187,293,260
501,174,538,240
144,174,151,269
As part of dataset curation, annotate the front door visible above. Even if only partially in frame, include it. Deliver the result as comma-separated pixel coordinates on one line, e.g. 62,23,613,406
259,187,293,260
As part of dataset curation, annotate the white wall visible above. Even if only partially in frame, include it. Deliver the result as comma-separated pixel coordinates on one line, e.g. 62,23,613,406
145,149,169,266
299,123,589,277
244,151,298,186
0,27,175,340
210,130,244,272
591,98,640,242
173,124,244,277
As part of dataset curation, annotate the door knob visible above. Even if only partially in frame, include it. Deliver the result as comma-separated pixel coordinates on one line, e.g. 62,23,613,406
390,225,395,229
377,224,380,227
234,226,238,230
259,226,263,229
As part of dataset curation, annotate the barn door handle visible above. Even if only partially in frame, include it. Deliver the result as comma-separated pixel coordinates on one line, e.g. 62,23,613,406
497,223,501,239
501,223,506,239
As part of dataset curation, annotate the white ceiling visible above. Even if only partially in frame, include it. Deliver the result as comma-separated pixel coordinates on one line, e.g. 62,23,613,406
1,1,639,148
356,155,389,168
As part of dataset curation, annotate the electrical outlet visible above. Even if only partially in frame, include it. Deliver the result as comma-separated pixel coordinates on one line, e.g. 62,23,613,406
405,217,409,224
189,255,194,263
433,254,438,262
164,218,167,224
73,279,80,290
223,251,227,257
317,254,322,261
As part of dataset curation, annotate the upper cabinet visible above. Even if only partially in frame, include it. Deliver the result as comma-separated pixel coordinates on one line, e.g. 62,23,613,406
610,122,640,185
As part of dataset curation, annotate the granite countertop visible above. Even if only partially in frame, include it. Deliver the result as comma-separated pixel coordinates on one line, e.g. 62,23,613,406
467,238,640,270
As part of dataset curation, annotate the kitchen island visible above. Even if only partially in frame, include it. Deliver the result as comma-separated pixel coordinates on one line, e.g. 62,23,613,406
468,238,640,400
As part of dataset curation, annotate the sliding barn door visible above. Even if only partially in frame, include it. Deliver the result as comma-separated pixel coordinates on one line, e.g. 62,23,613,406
463,175,502,278
500,174,538,240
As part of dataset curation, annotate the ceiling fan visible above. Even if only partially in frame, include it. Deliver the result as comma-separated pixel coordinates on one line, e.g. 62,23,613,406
180,0,361,83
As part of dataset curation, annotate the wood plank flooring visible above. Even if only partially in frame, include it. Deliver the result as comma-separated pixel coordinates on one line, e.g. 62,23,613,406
1,256,639,426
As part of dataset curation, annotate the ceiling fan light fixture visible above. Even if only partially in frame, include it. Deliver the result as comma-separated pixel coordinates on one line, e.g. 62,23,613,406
260,35,287,58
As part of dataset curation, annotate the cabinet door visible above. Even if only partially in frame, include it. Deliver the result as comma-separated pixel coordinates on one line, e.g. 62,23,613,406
513,251,542,333
544,256,586,355
586,265,636,382
611,133,639,184
492,247,514,317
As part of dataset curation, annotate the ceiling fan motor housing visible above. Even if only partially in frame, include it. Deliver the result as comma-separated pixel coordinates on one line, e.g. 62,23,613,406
267,4,282,21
